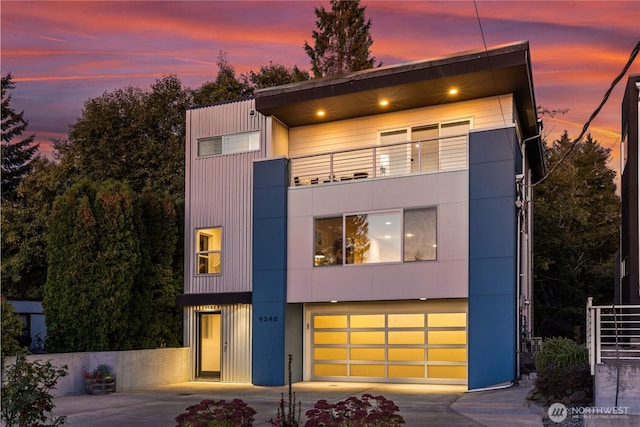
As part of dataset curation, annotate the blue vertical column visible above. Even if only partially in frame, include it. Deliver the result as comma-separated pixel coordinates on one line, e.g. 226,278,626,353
252,158,288,385
468,128,520,389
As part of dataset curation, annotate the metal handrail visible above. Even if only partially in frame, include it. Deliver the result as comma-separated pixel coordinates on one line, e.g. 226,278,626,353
586,298,640,375
289,133,468,187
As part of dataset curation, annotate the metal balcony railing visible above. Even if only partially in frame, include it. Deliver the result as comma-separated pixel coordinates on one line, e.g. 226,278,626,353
289,133,468,187
586,297,640,375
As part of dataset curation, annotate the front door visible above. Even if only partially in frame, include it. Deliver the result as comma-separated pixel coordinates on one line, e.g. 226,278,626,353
198,313,221,380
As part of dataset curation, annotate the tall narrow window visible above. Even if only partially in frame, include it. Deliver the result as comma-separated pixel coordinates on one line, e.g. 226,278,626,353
440,120,470,170
315,217,343,266
404,207,437,261
411,125,439,172
196,228,221,274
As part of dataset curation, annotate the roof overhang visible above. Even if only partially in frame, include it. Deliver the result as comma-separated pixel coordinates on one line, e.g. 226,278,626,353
255,41,545,180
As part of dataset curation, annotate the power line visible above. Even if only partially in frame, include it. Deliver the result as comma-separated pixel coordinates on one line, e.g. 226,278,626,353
533,40,640,187
472,0,516,159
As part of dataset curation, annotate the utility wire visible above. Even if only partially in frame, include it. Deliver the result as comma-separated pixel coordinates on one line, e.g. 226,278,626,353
472,0,516,159
533,40,640,187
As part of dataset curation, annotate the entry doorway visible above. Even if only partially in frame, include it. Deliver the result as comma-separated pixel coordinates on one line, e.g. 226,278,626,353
198,312,221,380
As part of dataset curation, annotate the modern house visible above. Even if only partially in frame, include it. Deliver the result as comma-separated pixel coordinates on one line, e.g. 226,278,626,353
618,74,640,305
179,40,545,390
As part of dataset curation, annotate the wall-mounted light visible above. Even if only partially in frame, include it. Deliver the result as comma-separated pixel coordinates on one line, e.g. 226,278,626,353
316,110,325,117
379,99,389,107
448,88,459,95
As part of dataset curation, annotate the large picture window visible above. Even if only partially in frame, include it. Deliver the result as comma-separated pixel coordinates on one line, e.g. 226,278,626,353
314,207,436,267
197,130,260,157
196,227,221,274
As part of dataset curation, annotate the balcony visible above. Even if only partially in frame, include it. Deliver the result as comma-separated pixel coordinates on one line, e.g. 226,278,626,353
289,133,468,187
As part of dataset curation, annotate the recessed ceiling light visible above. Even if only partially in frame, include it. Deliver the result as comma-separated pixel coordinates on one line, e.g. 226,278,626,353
317,110,325,117
379,99,389,106
448,88,459,95
385,221,392,225
330,300,338,303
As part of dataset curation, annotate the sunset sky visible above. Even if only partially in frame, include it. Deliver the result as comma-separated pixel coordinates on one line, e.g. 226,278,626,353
2,0,639,182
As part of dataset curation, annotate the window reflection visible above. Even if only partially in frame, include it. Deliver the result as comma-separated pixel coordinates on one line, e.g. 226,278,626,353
404,207,437,261
314,217,342,266
314,208,436,266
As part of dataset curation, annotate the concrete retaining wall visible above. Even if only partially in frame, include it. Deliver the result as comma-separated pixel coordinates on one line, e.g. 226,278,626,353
594,363,640,414
3,347,190,396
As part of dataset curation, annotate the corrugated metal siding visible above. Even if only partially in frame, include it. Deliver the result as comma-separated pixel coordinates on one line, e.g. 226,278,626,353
185,99,268,294
289,95,513,157
185,304,252,382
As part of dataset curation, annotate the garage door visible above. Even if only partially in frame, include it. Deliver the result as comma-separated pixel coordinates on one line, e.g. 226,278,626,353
310,305,467,384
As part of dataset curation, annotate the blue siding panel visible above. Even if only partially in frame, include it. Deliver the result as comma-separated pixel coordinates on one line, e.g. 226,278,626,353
254,159,288,189
468,128,519,389
253,217,287,271
469,160,515,199
468,295,516,387
252,158,288,386
468,197,515,258
469,258,515,296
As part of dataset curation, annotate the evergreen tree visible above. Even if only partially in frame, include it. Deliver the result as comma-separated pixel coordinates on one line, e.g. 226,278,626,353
303,0,377,78
1,74,39,202
242,62,310,89
128,187,181,349
193,52,252,105
43,179,182,352
533,131,620,340
44,180,99,352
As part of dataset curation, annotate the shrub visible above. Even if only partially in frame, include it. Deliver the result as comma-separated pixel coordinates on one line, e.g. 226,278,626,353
1,351,68,427
535,363,591,404
534,337,588,372
1,298,23,358
304,394,405,427
175,398,256,427
533,337,591,405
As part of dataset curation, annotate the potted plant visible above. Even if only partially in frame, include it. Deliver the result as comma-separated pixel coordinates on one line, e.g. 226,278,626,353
82,364,116,395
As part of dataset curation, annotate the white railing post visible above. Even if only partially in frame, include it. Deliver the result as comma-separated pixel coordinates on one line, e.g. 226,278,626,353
595,307,602,368
587,297,594,375
329,153,334,182
372,147,377,178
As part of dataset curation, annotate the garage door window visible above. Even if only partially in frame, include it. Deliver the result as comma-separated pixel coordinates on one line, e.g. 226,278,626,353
311,310,467,383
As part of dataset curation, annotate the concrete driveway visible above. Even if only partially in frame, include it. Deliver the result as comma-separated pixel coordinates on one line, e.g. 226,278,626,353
53,380,542,426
